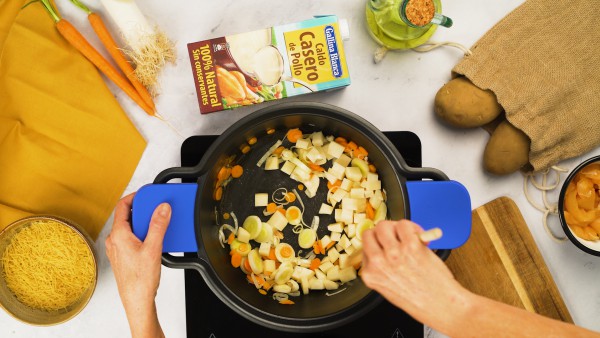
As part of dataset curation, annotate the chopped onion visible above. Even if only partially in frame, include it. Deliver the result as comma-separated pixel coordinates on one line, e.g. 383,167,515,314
272,188,288,203
325,288,347,297
272,293,289,302
231,211,239,232
257,140,282,167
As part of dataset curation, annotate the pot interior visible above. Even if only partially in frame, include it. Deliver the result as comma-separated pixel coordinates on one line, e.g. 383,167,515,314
194,105,408,321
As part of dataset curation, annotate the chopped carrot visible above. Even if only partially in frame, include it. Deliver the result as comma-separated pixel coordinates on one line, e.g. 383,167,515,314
213,186,223,201
231,165,244,178
366,202,375,220
309,258,321,271
229,249,236,256
368,164,377,173
223,212,230,219
277,208,286,215
231,253,242,268
240,144,251,154
266,128,276,135
281,246,293,258
268,248,277,261
355,146,369,159
313,242,319,254
325,241,335,251
279,299,295,305
273,146,285,156
266,203,278,213
227,233,235,245
334,137,348,145
258,289,267,295
217,166,231,181
247,137,257,145
287,128,303,143
347,141,358,151
243,257,252,272
308,162,325,172
327,180,341,190
314,240,324,255
298,184,305,191
262,281,273,291
284,192,296,203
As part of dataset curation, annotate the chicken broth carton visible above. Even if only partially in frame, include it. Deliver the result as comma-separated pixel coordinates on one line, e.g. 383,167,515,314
188,16,350,114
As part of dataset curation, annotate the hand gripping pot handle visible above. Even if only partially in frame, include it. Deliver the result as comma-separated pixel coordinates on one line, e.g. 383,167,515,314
132,166,205,269
404,167,471,252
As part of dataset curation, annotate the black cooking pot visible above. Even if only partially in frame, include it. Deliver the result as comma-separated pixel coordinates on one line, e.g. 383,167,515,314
131,102,471,332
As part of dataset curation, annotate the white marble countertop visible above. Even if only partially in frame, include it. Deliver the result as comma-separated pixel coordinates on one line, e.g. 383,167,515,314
2,0,599,337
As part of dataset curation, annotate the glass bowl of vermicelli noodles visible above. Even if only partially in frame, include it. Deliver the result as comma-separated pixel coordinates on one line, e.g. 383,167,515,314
0,215,97,325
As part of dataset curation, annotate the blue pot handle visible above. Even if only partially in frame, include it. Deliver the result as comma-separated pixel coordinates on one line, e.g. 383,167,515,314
405,180,471,249
132,183,199,252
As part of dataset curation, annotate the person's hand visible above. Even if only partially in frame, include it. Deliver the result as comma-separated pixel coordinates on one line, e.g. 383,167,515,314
105,193,170,338
361,220,469,328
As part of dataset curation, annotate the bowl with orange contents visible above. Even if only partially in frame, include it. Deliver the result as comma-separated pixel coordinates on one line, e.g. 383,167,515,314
558,155,600,256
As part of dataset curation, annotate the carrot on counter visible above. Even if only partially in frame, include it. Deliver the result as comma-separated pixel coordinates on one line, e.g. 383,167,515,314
34,0,155,117
69,0,155,111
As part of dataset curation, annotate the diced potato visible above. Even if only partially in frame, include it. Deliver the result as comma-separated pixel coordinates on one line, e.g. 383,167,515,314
322,143,334,161
292,266,305,281
326,265,340,281
330,231,342,242
346,223,357,238
255,193,268,207
339,235,351,249
331,188,348,203
327,141,345,158
364,189,374,198
319,261,334,273
323,279,339,290
306,147,324,164
338,266,357,283
259,242,271,257
345,167,363,182
344,245,355,256
280,161,296,175
263,260,276,276
297,259,311,268
268,211,288,231
319,203,334,215
327,247,340,263
369,196,383,209
335,154,352,167
338,253,349,269
315,269,327,280
325,171,338,184
309,278,325,290
295,137,311,149
373,189,384,200
340,178,352,192
353,213,366,224
321,256,331,263
237,227,250,243
305,175,320,197
291,166,311,182
329,162,346,180
335,243,343,252
265,156,279,170
341,197,358,211
351,237,363,250
311,131,325,146
320,235,332,249
334,209,343,223
355,198,367,213
367,172,379,182
362,179,381,191
350,188,365,198
340,209,354,224
328,223,344,232
301,276,310,295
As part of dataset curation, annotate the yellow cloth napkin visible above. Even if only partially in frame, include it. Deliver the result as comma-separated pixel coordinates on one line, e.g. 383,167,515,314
0,0,146,239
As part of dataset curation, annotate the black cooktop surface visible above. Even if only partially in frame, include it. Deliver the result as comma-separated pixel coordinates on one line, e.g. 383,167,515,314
181,132,424,338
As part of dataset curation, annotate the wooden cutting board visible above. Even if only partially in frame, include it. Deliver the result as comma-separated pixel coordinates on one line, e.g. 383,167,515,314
445,196,573,323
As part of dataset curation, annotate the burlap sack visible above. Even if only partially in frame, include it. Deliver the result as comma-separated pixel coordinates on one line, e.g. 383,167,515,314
452,0,600,172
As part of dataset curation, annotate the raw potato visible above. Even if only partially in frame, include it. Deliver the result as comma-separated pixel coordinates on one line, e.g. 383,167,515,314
483,121,531,175
435,77,503,128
